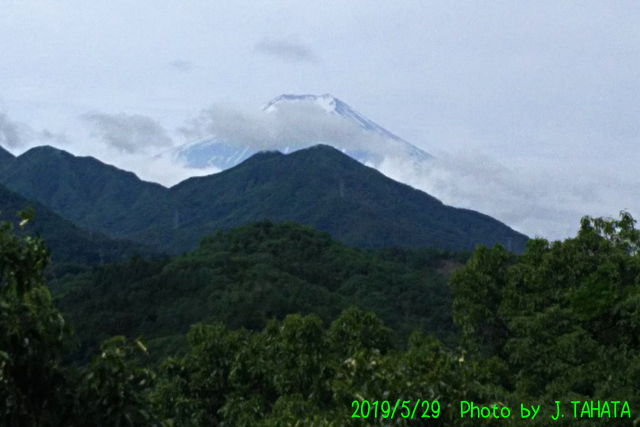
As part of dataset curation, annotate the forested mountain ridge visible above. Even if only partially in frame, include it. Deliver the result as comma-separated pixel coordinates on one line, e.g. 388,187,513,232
0,183,153,266
55,220,463,361
0,145,167,238
165,145,528,252
0,143,528,254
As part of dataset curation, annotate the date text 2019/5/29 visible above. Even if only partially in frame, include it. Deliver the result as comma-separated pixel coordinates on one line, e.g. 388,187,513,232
351,399,440,420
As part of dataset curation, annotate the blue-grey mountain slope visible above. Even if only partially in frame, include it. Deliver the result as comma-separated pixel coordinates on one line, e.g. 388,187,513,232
0,145,14,170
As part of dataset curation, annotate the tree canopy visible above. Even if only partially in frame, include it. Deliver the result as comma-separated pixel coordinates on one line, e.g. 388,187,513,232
2,211,640,425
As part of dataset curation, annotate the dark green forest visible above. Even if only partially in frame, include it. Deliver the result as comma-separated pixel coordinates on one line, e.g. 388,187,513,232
3,211,640,425
0,185,152,266
53,220,464,362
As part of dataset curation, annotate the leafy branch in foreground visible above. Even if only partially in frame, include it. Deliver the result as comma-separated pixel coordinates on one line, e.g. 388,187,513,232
0,213,160,426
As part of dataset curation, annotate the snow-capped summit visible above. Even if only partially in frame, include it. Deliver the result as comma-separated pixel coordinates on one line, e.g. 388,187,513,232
263,94,407,143
166,94,432,170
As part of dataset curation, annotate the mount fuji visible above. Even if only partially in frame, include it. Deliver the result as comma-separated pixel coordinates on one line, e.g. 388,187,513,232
164,94,432,171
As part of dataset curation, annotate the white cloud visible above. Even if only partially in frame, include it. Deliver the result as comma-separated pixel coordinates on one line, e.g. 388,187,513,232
104,150,219,187
40,129,71,145
0,113,33,148
179,101,401,156
167,60,193,72
378,150,640,241
254,38,318,63
81,112,174,154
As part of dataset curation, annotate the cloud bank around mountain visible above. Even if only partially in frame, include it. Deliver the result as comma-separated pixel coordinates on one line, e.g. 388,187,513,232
1,104,635,242
179,101,400,156
0,110,219,188
378,151,636,241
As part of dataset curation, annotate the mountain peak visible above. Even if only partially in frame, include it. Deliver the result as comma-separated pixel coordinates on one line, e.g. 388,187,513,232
262,94,410,144
228,145,350,173
170,94,432,171
24,144,69,156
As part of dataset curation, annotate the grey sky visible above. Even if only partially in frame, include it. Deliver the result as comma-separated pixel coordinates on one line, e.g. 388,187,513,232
254,39,318,63
0,1,639,240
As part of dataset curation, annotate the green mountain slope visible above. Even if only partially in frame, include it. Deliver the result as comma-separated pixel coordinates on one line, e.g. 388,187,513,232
0,144,528,253
0,145,167,237
0,145,14,170
161,145,528,253
56,221,463,360
0,183,152,265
